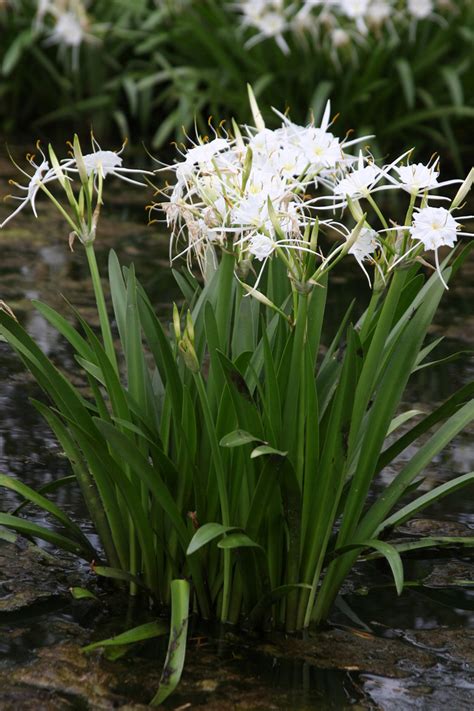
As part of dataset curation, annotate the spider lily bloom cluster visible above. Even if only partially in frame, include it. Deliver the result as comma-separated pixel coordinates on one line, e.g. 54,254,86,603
1,136,152,370
154,90,473,294
1,137,150,239
154,96,370,288
0,98,474,708
235,0,460,54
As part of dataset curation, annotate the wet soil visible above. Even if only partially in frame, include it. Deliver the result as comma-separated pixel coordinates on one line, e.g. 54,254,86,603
0,534,473,710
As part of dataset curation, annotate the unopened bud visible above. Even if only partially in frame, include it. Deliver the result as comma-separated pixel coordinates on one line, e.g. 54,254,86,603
185,309,195,344
451,167,474,210
73,134,88,186
179,336,200,373
173,303,181,341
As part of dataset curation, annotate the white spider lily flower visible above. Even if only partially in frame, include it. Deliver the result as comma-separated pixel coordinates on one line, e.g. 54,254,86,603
394,161,440,194
179,138,229,169
35,0,53,26
334,163,383,199
348,226,379,262
347,226,381,285
41,1,104,70
409,205,470,288
249,232,276,260
410,206,459,250
248,128,282,155
391,160,461,197
62,139,152,186
331,28,351,47
1,147,59,227
366,0,393,25
339,0,370,19
407,0,434,19
232,194,269,227
47,10,85,47
298,127,343,170
238,0,291,54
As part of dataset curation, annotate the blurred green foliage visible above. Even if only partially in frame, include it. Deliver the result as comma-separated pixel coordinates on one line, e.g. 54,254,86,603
0,0,472,169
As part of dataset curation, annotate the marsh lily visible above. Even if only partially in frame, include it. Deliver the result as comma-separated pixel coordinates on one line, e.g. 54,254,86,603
1,145,58,227
408,205,473,288
410,206,460,250
61,137,152,187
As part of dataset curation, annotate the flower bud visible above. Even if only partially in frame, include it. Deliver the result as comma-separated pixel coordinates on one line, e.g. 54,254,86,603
173,303,181,341
451,168,474,210
179,336,200,373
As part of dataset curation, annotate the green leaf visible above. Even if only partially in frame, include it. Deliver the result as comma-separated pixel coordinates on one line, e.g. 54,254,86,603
70,587,99,601
388,410,424,435
0,528,17,543
220,430,261,447
361,399,474,537
0,472,91,550
217,533,261,549
376,471,474,535
83,621,168,653
151,580,190,706
187,523,238,555
364,540,404,595
442,67,463,107
12,475,75,516
33,301,94,361
93,565,148,590
334,539,404,595
377,381,474,473
247,584,312,626
2,29,34,75
0,514,87,557
395,58,415,109
250,445,288,459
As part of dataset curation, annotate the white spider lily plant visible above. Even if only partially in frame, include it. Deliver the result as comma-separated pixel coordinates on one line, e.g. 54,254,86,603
37,0,107,70
1,135,152,244
235,0,455,57
1,135,153,370
153,87,473,297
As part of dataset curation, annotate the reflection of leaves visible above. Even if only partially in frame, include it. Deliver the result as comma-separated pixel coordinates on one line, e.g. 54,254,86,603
420,587,474,612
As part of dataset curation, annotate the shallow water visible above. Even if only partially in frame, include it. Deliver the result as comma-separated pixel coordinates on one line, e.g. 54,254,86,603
0,180,473,709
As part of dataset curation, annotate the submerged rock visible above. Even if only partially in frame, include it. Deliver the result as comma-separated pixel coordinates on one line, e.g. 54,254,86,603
0,642,152,710
0,538,79,613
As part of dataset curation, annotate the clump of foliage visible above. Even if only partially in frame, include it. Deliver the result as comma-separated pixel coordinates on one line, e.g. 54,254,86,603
0,90,473,699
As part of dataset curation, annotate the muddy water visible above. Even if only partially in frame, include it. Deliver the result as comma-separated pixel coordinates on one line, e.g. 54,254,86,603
0,177,473,709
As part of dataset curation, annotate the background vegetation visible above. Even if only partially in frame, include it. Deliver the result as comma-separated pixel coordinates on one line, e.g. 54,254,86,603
1,1,473,169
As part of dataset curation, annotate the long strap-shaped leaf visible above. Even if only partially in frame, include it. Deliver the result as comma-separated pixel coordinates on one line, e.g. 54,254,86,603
374,471,474,535
150,579,190,706
34,400,125,569
314,400,474,623
359,400,474,538
0,472,93,555
94,420,190,550
339,272,445,545
0,513,89,557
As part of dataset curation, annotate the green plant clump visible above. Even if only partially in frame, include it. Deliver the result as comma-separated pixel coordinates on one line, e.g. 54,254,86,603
0,92,473,700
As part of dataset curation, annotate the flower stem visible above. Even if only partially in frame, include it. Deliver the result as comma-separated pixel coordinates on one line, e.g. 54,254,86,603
84,242,118,374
